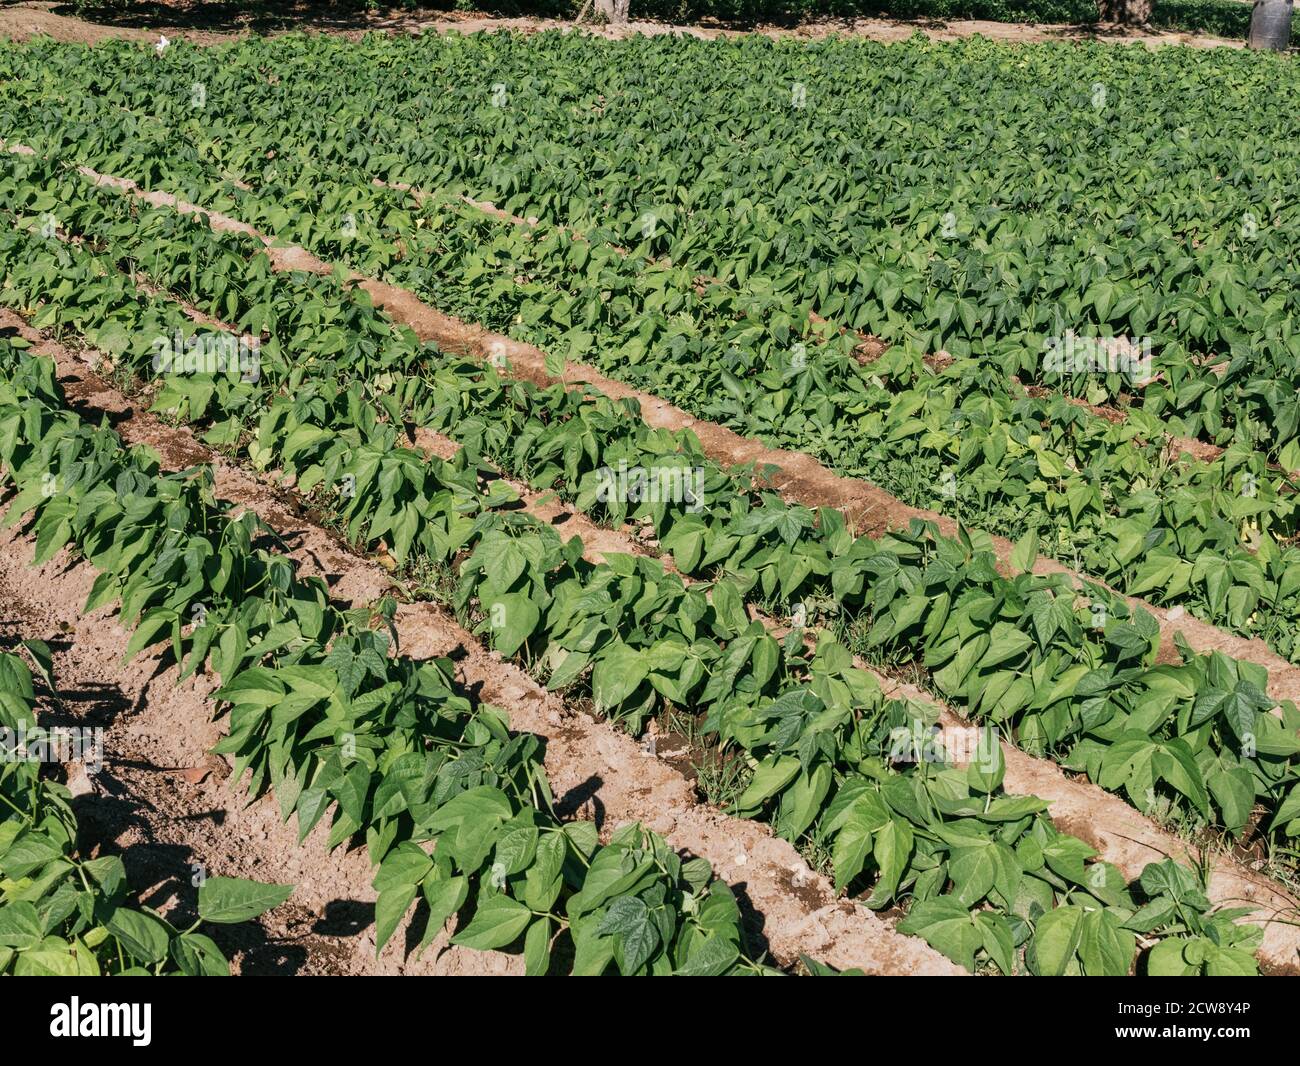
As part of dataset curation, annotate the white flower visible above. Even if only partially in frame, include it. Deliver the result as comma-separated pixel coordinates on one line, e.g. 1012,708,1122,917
155,35,169,54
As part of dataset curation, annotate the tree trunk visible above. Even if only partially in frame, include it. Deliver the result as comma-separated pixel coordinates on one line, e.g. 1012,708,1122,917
1095,0,1153,24
1248,0,1293,49
595,0,631,23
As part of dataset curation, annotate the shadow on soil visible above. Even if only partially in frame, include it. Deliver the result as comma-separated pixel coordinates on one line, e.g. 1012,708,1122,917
41,1,535,35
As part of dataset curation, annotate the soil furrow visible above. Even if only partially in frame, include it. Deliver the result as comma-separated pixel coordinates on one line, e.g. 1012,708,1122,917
449,428,1300,972
383,173,1234,468
6,312,961,975
28,149,1297,706
0,526,515,976
415,413,1300,973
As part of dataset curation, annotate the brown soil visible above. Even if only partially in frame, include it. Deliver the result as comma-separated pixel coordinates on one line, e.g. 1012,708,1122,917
441,182,1236,468
29,146,1299,705
0,2,1248,51
1018,382,1227,464
5,310,963,975
447,420,1300,972
0,536,527,975
74,270,1296,976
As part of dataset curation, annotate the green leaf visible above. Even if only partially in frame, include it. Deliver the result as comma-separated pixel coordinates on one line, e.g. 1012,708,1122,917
831,812,876,892
1209,767,1256,835
591,641,647,711
865,819,913,909
172,933,229,976
1079,908,1136,976
488,591,538,657
451,894,531,951
1269,783,1300,835
1205,945,1259,977
735,754,800,814
966,734,1005,794
897,898,981,971
417,875,469,956
1011,530,1039,573
677,935,741,976
374,883,419,955
947,846,996,908
1147,937,1198,976
106,907,172,964
975,912,1016,975
1031,905,1084,976
197,877,294,924
598,895,660,974
524,916,552,976
977,623,1033,669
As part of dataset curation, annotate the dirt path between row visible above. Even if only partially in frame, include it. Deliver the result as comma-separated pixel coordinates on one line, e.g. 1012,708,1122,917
408,176,1243,474
0,531,526,975
3,310,963,976
42,150,1298,708
18,275,1300,973
108,270,1300,971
